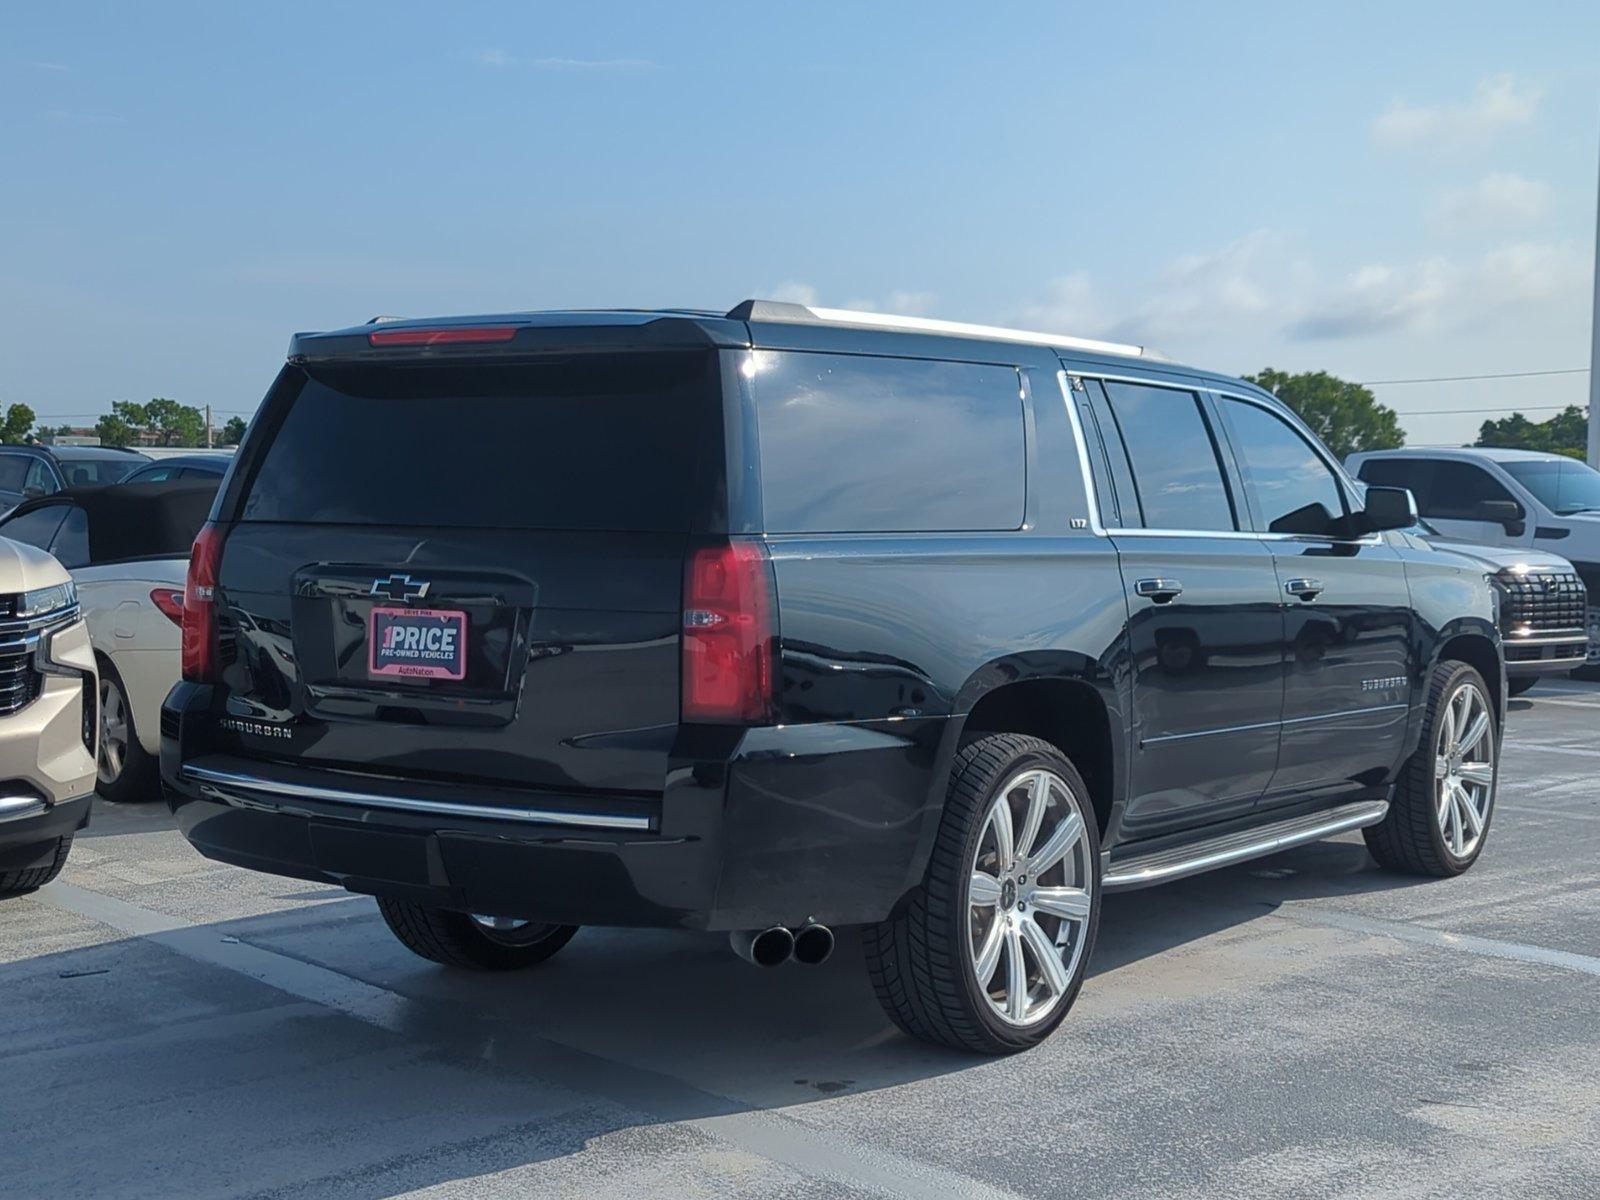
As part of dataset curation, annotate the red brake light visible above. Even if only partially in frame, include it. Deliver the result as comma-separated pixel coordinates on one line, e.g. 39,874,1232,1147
150,588,185,627
181,523,225,682
682,540,776,723
367,326,517,347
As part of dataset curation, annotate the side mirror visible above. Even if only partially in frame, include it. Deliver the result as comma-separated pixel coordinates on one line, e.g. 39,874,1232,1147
21,485,43,499
1359,485,1416,533
1475,499,1524,532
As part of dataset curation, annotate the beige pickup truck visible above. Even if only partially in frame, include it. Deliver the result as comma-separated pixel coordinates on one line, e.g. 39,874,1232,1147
0,539,97,897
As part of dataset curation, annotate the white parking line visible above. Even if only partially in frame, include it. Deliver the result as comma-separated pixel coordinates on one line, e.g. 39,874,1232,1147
1524,697,1600,711
1504,741,1600,760
1278,905,1600,979
34,882,1023,1200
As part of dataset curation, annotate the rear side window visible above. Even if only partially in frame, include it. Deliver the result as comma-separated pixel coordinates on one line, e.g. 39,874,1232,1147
239,353,714,530
1100,381,1236,531
0,456,29,492
1357,458,1435,508
749,352,1025,533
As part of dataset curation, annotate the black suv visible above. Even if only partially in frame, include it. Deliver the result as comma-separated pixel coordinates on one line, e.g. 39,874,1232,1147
161,301,1505,1054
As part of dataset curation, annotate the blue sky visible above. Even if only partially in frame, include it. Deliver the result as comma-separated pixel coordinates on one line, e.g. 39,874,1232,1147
3,1,1597,445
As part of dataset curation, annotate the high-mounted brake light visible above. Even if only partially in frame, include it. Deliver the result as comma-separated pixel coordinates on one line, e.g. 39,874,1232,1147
181,523,225,682
682,540,777,723
150,587,185,627
367,326,517,347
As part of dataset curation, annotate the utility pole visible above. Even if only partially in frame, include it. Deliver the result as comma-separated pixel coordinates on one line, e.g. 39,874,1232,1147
205,404,213,449
1590,128,1600,468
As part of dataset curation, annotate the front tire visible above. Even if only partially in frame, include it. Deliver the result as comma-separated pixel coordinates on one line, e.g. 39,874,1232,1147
863,733,1102,1055
0,835,73,898
377,898,578,970
1364,661,1497,876
95,661,158,803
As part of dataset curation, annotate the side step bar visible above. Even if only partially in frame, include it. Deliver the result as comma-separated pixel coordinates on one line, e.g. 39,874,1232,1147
1103,799,1389,892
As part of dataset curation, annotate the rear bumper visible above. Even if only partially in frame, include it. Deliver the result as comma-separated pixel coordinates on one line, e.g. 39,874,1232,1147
161,684,949,930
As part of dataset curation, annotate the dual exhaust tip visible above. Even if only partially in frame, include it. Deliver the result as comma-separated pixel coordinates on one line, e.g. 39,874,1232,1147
730,923,834,967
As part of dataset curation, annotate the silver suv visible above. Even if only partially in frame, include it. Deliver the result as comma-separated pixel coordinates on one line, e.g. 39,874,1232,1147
0,539,98,897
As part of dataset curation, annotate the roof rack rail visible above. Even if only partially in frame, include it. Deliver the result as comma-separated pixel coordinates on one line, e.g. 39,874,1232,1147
724,299,1160,359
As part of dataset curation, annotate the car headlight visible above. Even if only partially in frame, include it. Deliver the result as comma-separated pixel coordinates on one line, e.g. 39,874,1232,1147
17,580,77,619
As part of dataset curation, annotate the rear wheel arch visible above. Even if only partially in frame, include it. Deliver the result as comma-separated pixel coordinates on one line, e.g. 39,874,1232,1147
958,675,1118,837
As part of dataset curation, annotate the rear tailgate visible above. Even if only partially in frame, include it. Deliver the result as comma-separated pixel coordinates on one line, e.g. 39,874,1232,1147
208,350,721,796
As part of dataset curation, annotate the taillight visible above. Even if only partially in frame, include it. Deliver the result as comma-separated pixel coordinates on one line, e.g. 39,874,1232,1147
682,540,777,723
368,326,516,347
150,588,184,626
181,523,225,682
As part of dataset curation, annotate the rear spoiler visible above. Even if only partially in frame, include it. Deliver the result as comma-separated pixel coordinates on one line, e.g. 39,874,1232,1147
287,315,748,363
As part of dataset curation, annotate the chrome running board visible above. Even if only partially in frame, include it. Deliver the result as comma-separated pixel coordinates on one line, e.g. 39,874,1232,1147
1103,799,1389,892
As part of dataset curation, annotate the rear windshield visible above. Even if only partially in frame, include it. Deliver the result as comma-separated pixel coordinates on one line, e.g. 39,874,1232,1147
749,351,1026,533
239,353,713,530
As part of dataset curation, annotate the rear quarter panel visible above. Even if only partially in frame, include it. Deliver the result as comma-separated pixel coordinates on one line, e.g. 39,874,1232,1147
75,561,186,755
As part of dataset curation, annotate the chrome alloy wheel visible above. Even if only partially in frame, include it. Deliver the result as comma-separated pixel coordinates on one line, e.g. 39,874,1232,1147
97,678,128,785
967,768,1094,1028
1434,680,1495,859
467,914,561,947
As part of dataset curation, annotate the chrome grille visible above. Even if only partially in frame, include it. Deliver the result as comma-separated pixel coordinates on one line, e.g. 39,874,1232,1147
0,640,42,715
1500,570,1588,633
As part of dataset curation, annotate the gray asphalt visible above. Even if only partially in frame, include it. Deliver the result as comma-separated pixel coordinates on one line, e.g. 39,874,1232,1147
4,679,1599,1199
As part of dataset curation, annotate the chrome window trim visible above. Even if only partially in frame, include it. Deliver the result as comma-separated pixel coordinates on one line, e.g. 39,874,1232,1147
1059,369,1381,546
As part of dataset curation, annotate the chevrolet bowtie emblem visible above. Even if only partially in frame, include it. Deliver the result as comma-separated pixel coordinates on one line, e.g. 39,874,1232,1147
370,574,430,603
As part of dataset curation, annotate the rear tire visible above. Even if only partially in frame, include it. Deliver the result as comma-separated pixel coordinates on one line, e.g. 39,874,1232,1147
1506,676,1537,698
95,661,158,803
377,898,578,970
863,733,1101,1055
0,835,73,898
1364,661,1497,877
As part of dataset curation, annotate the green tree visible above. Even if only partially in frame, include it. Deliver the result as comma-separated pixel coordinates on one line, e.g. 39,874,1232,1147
0,403,36,443
95,398,208,447
221,415,248,446
1476,406,1588,459
1243,369,1405,460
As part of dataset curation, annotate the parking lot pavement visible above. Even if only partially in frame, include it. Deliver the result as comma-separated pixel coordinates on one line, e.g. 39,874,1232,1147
4,683,1599,1200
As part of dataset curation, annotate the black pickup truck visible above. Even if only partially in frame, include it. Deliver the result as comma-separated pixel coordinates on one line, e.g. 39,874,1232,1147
162,300,1505,1054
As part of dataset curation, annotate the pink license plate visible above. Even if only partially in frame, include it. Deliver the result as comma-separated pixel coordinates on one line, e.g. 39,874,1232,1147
368,606,468,681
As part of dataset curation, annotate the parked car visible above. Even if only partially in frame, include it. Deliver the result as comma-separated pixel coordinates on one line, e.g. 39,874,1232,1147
1349,447,1600,679
0,482,218,801
122,453,233,484
1363,501,1588,695
0,538,98,898
162,301,1506,1054
0,444,149,511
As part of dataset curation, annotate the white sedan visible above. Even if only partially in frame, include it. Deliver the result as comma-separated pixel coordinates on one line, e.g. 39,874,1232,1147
0,481,217,801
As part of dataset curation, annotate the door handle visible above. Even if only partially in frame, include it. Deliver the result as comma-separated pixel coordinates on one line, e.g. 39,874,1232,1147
1134,578,1184,603
1285,577,1325,601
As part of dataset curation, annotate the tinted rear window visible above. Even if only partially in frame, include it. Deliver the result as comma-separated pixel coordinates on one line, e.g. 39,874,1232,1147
239,354,713,530
750,351,1025,533
57,457,140,486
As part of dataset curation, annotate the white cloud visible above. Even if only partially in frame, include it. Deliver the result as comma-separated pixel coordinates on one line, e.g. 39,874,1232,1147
1289,240,1585,340
530,57,655,72
1372,73,1541,151
765,281,820,306
1010,272,1102,335
1430,173,1550,233
840,290,938,316
474,49,514,68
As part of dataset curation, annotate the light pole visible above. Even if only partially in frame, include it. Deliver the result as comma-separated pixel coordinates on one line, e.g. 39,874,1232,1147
1590,132,1600,467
